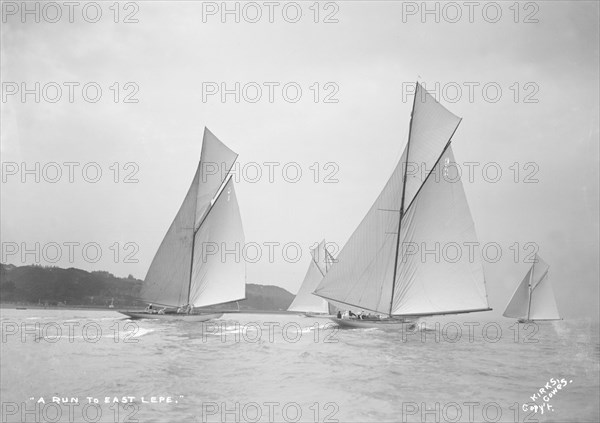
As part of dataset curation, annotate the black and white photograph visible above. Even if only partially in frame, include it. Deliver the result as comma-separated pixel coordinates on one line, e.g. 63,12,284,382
1,1,599,422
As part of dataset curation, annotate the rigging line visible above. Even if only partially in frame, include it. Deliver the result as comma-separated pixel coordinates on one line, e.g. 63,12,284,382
389,80,418,316
402,118,463,218
527,261,535,320
324,246,335,265
530,268,549,292
187,153,239,305
194,155,239,236
311,244,326,277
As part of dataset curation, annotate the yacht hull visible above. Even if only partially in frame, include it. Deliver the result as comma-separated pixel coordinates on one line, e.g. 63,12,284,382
517,318,561,323
329,317,417,330
303,312,334,318
119,311,223,322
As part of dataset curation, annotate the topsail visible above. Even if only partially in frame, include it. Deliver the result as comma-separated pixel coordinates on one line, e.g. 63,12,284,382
314,82,490,317
140,128,245,307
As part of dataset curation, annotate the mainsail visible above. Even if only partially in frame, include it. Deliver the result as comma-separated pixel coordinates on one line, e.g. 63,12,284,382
288,240,334,314
503,255,560,320
140,128,245,307
314,82,490,317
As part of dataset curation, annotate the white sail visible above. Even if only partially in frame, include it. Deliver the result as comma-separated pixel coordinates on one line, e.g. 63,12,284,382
392,146,489,315
529,280,560,320
502,268,531,319
311,239,329,275
189,178,245,307
288,240,331,314
403,83,462,209
314,82,485,316
504,255,560,320
313,151,406,314
195,127,238,228
141,128,244,307
140,166,200,306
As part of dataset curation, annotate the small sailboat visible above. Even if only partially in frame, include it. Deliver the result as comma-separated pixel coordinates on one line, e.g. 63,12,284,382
313,82,492,329
287,240,336,317
503,254,561,323
120,128,245,321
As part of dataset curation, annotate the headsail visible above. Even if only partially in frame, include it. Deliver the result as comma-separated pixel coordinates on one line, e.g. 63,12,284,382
288,240,332,314
392,147,489,315
528,256,560,320
314,82,490,317
502,268,531,320
140,128,244,307
190,178,245,307
503,255,560,320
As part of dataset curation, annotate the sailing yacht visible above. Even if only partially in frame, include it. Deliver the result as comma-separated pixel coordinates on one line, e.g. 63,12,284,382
313,82,492,329
120,128,245,321
288,240,336,317
503,254,561,323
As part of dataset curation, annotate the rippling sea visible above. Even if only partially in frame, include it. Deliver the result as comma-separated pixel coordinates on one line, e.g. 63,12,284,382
1,309,598,423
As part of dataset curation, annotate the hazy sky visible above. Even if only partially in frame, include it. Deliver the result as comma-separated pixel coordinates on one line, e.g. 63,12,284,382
1,1,598,319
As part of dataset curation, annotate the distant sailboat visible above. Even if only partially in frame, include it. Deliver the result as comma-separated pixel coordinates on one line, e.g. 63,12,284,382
288,240,336,317
313,82,492,329
503,254,561,322
120,128,245,321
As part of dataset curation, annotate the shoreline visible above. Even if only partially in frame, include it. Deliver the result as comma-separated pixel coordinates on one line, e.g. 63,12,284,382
0,303,295,314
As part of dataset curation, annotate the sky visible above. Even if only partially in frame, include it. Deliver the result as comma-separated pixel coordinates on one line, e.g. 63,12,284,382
1,1,598,319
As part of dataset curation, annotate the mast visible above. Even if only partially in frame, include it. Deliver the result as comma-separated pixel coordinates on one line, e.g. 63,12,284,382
389,82,418,316
324,244,333,315
388,83,465,316
185,161,237,306
526,260,535,321
186,220,198,307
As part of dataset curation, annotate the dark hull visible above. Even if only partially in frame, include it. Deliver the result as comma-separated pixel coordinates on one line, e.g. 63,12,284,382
329,317,417,330
119,311,223,322
303,312,334,318
517,318,562,323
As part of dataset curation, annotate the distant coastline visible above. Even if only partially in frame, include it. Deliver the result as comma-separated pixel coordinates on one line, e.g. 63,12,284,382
0,303,126,310
0,303,299,315
0,263,295,311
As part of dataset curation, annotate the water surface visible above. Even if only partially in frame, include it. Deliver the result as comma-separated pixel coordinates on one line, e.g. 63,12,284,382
1,309,598,422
